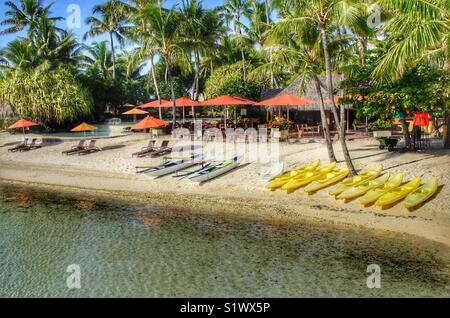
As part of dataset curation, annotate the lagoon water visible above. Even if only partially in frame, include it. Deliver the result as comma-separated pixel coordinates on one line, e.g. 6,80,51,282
0,182,449,297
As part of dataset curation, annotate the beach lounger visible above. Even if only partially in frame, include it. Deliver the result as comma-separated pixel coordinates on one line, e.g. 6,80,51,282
20,138,42,151
62,139,86,155
77,140,102,155
132,140,156,157
8,138,29,152
150,140,172,157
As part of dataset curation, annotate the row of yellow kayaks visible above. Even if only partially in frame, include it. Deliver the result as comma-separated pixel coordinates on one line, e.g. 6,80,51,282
266,160,439,209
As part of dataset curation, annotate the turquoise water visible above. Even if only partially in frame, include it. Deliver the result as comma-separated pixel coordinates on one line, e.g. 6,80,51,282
40,123,134,138
0,182,449,298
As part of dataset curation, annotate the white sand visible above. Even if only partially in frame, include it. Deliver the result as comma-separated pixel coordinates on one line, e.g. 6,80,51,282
1,132,449,247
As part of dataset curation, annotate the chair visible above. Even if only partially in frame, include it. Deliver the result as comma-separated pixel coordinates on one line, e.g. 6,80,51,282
20,138,41,151
62,139,86,155
132,140,156,158
150,140,172,157
8,138,29,152
78,140,102,155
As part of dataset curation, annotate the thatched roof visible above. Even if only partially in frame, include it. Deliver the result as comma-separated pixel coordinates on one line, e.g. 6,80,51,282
261,74,346,111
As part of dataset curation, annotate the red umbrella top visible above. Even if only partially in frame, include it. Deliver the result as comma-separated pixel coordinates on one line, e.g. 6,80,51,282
8,119,39,129
160,97,203,108
201,95,256,106
137,99,170,109
131,116,169,130
255,93,314,106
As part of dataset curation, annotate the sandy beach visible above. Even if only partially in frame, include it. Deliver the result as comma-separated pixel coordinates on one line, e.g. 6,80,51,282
1,132,449,247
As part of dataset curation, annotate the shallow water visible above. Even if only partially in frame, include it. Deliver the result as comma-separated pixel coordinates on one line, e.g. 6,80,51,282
0,182,449,298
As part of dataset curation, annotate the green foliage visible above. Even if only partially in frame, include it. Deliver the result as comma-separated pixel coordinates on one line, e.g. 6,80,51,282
216,78,263,101
0,68,93,128
270,119,292,131
158,77,189,100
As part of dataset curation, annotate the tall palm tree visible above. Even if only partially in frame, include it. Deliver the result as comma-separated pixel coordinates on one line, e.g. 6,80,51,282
142,3,182,127
0,38,37,70
84,0,130,79
0,0,62,38
81,41,114,79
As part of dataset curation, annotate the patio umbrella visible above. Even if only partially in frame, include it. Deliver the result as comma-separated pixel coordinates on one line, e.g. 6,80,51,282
255,93,314,121
137,99,170,120
123,103,136,108
8,119,39,139
131,116,169,131
160,97,203,123
122,107,148,122
71,122,97,137
201,96,256,127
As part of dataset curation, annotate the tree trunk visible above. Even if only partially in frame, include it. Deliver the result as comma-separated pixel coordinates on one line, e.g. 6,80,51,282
314,75,336,163
241,48,247,81
444,112,450,148
319,24,357,176
164,58,176,128
191,50,200,101
399,117,412,150
110,32,116,80
150,57,162,119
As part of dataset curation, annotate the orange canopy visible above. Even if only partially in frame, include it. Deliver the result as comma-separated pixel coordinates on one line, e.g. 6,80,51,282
255,93,314,106
160,97,203,107
8,119,38,129
131,116,169,130
71,122,97,132
122,107,149,115
138,99,170,109
201,95,256,106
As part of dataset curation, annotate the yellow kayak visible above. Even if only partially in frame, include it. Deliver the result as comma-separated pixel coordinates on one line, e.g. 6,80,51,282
359,173,404,205
282,162,336,193
337,173,390,200
404,177,438,209
304,168,349,193
329,165,383,196
266,160,320,190
375,177,421,207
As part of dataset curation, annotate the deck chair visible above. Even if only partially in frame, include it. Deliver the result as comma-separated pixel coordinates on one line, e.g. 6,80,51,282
78,140,102,155
62,139,86,155
8,138,29,152
20,138,41,151
150,140,172,157
132,140,156,157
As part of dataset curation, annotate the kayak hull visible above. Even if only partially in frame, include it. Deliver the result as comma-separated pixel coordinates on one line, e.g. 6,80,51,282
282,162,337,192
404,177,438,209
189,156,243,183
337,173,390,200
144,155,202,177
359,174,404,205
329,165,383,196
266,160,320,190
375,177,421,207
304,169,349,193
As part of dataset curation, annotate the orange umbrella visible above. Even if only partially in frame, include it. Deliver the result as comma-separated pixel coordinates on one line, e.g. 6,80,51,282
131,116,169,131
161,97,203,123
255,93,314,121
71,122,97,137
138,99,170,109
8,119,39,137
122,107,149,122
201,96,256,126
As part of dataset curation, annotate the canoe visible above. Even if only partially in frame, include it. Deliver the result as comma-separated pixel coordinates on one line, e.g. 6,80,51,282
266,160,320,190
359,173,404,205
282,162,336,193
143,154,203,177
261,162,285,183
375,177,421,207
404,177,438,209
329,165,383,196
337,173,390,200
304,168,350,193
189,156,243,183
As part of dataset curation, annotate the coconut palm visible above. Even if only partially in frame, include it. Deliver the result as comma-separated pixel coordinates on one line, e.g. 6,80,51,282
84,0,130,79
0,0,62,38
81,41,114,79
0,38,37,70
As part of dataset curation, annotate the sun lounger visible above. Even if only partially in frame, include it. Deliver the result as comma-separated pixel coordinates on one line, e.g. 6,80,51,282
8,138,29,152
62,139,86,155
77,140,102,155
19,138,42,151
132,140,156,157
150,140,172,157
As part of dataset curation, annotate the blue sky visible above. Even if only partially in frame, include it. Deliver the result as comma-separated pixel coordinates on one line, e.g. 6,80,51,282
0,0,224,48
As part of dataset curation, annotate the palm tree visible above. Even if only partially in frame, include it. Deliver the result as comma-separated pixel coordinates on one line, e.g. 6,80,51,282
81,41,114,79
141,3,182,127
0,0,62,38
0,38,37,70
84,0,130,79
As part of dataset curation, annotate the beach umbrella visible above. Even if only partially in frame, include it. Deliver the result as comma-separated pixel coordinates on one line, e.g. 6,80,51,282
122,107,149,122
201,96,256,127
255,93,314,121
131,116,169,131
160,97,203,123
123,103,136,108
8,119,39,139
138,99,170,120
71,122,97,137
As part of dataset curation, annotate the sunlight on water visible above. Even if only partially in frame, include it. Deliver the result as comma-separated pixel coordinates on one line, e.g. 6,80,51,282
0,182,449,298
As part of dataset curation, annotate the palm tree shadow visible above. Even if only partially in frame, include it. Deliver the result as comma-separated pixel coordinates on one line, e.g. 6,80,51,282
406,185,445,212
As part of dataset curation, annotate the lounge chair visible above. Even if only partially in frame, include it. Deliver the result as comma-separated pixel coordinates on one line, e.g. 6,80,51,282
132,140,156,158
20,138,41,151
8,138,29,152
77,140,102,155
150,140,172,157
62,139,86,155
